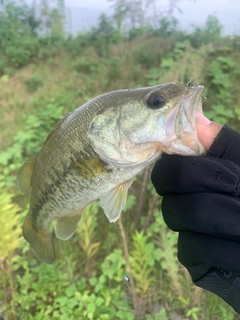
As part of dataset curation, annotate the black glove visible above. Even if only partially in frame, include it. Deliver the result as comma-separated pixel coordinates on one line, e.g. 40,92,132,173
151,125,240,314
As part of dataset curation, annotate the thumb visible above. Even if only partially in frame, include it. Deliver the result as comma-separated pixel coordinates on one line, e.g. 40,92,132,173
196,113,222,151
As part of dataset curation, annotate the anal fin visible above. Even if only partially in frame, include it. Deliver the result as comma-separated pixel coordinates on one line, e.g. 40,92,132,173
55,210,83,241
100,179,133,222
23,211,55,264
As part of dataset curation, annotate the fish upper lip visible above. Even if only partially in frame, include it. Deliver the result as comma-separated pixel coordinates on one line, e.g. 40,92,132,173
192,85,204,110
184,85,204,120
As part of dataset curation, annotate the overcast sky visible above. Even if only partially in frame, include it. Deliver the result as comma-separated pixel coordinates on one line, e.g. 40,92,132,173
64,0,240,35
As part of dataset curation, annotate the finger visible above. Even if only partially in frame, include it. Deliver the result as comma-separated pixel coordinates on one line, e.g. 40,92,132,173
162,193,240,238
196,121,222,151
208,126,240,167
178,231,240,275
162,193,240,241
151,155,240,196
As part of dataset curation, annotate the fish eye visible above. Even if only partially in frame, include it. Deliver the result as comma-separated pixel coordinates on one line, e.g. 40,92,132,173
187,81,198,87
146,94,165,109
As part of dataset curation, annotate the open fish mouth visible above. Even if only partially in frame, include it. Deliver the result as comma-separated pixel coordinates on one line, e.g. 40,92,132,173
165,84,204,136
164,83,205,155
182,83,205,134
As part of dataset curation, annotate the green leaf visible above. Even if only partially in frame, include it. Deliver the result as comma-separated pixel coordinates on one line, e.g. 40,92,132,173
67,298,78,308
56,297,68,306
87,301,96,315
89,277,98,286
95,297,104,306
66,285,75,298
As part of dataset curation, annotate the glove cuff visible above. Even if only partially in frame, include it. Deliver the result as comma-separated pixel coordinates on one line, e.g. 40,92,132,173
194,268,240,314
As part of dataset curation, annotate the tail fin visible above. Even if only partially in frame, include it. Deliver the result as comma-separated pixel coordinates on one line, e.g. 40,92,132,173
55,210,83,241
23,212,55,264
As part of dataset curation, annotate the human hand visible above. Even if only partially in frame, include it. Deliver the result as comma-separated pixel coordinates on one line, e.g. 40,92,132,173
195,112,222,151
151,120,240,314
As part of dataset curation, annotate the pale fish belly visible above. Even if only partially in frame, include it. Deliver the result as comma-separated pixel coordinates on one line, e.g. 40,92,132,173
34,165,145,229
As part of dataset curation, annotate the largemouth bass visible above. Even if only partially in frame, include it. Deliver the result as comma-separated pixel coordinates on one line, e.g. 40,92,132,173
17,82,205,263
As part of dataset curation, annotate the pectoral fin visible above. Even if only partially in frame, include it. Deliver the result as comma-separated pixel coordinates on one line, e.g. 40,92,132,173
100,179,133,222
17,155,36,194
55,210,83,240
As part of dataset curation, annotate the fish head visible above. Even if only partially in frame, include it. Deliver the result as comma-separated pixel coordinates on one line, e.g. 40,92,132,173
88,82,205,168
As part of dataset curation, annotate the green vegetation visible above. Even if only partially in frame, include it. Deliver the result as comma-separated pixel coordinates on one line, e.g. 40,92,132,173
1,0,240,319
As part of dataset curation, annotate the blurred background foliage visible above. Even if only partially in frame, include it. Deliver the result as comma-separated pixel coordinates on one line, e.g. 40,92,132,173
0,0,240,319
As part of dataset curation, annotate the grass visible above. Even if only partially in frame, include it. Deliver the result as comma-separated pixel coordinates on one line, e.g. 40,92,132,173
0,53,80,148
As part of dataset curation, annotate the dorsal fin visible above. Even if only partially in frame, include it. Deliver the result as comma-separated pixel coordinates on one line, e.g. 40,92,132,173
16,155,36,194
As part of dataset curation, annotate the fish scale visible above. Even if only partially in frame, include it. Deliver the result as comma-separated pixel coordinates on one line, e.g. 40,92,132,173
17,82,205,263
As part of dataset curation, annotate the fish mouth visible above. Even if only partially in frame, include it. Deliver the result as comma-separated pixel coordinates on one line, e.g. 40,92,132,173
178,84,205,135
165,84,205,155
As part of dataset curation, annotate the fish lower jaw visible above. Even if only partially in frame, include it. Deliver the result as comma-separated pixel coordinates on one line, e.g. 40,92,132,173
163,138,205,156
